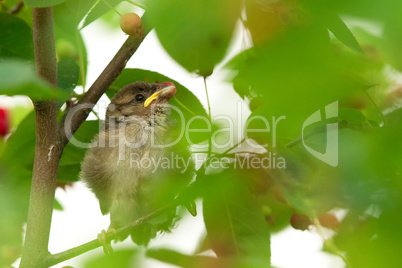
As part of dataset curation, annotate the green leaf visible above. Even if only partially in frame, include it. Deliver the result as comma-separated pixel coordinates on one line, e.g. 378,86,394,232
55,31,87,87
202,171,271,263
54,0,90,87
54,0,98,33
57,57,80,106
82,0,123,29
147,248,269,268
338,108,366,125
84,249,140,268
0,12,34,61
327,15,363,53
58,120,101,182
54,199,63,211
0,60,68,100
147,0,241,75
58,57,80,91
23,0,66,8
227,24,371,141
3,111,35,170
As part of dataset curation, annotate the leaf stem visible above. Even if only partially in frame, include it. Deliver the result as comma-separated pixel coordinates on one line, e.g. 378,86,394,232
203,76,212,160
173,96,197,117
203,76,212,122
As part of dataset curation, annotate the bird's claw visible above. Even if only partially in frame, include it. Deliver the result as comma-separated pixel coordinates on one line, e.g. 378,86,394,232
97,228,116,255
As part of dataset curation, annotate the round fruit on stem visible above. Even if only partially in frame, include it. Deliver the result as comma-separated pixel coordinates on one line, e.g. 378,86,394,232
120,13,143,37
318,213,340,230
290,213,311,231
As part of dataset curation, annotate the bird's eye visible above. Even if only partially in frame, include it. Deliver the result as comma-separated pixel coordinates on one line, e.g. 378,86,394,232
135,94,144,102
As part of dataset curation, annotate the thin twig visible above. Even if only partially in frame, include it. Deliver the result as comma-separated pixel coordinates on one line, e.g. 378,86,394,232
7,1,24,14
44,201,179,266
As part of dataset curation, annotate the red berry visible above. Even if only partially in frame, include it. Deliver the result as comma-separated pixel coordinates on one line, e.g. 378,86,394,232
120,13,142,37
318,213,339,230
290,213,311,231
0,108,9,137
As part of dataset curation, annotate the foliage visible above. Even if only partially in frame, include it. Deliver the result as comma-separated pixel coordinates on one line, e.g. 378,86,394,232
1,0,402,267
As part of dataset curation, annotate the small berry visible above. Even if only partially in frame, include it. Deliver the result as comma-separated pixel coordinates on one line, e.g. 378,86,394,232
318,213,339,230
0,108,9,137
120,13,142,37
290,213,311,231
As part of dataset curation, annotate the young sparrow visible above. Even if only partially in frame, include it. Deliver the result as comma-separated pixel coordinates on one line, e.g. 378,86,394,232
80,81,177,252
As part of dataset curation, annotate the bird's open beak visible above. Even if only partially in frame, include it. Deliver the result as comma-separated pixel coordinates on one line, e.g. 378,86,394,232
144,85,176,107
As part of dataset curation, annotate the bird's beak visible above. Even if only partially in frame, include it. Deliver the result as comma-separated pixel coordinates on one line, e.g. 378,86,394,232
144,85,176,107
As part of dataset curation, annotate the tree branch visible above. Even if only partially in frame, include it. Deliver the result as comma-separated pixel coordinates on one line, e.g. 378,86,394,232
58,13,152,148
44,201,179,267
20,7,60,268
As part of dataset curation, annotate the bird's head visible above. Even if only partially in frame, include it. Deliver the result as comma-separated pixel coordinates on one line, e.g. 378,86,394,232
106,81,176,124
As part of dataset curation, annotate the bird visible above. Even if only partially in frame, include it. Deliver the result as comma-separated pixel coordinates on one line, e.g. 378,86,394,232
80,81,180,253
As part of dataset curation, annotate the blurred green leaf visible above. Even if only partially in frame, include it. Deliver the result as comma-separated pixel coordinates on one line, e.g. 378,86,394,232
2,0,33,27
84,249,140,268
147,247,270,268
82,0,123,29
58,58,80,89
327,15,363,53
0,60,69,100
0,165,27,267
3,111,35,170
0,12,34,61
338,108,366,125
383,18,402,71
55,31,87,87
57,57,80,107
54,199,63,211
54,0,97,32
147,0,241,75
9,105,33,129
202,171,271,263
54,0,91,86
23,0,66,7
58,120,100,182
228,24,373,141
